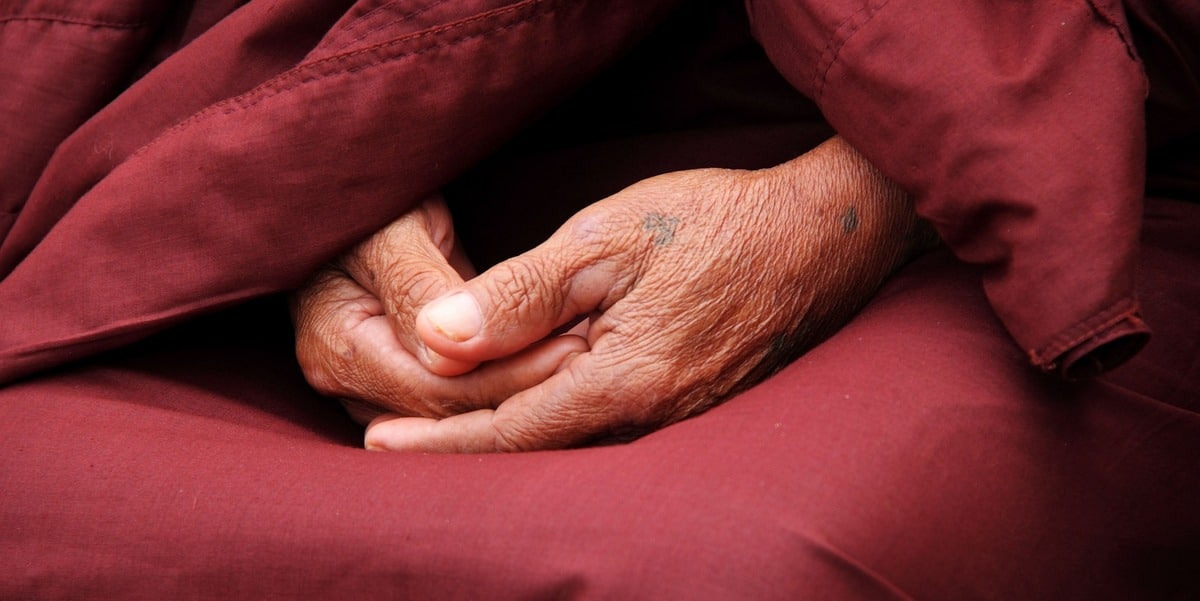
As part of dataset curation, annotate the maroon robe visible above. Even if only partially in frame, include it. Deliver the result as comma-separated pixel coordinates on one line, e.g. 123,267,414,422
1,0,1197,598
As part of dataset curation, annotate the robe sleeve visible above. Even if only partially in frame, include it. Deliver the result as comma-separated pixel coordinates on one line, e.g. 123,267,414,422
746,0,1150,378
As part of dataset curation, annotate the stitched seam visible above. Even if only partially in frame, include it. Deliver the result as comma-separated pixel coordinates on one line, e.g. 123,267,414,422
812,0,892,103
1029,296,1141,366
125,0,550,163
8,0,559,360
0,14,147,29
337,0,453,52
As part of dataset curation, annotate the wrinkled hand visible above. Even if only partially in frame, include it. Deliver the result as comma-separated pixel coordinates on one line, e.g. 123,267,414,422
366,137,929,452
290,196,587,425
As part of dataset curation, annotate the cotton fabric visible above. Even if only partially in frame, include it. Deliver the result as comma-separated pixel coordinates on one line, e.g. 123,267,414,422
1,0,1197,598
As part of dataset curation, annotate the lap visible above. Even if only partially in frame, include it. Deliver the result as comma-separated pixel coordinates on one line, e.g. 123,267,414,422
2,203,1197,600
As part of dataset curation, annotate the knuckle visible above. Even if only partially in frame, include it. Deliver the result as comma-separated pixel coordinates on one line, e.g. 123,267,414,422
398,263,449,304
490,258,539,300
298,353,343,398
563,206,617,247
491,428,523,453
290,270,343,322
489,258,562,329
562,205,635,261
401,379,463,419
381,261,446,322
297,335,354,398
585,347,675,428
491,418,539,453
294,308,369,400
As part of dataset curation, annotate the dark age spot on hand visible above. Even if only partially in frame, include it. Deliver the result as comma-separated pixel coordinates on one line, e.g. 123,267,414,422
841,206,859,234
643,213,680,246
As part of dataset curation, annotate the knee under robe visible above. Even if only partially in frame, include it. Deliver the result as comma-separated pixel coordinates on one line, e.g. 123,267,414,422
1,0,1197,598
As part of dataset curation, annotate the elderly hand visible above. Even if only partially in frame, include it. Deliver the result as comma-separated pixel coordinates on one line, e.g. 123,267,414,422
290,196,587,425
365,137,929,452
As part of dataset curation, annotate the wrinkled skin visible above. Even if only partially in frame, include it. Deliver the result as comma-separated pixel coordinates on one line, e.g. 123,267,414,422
289,198,588,425
291,137,930,451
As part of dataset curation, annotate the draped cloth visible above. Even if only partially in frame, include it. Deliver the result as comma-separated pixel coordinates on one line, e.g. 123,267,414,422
1,0,1198,598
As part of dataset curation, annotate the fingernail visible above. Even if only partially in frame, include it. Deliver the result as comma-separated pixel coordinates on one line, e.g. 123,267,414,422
365,431,403,452
365,414,402,451
421,344,478,377
424,292,482,342
416,342,442,366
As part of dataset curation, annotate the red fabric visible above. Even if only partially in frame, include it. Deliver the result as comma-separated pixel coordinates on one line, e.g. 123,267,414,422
1,1,1198,598
2,203,1197,599
0,0,679,384
745,0,1154,377
0,1,172,240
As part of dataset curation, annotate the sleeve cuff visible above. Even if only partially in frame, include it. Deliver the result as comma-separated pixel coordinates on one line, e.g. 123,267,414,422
1032,299,1151,380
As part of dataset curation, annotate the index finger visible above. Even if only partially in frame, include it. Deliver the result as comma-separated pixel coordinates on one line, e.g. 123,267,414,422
364,352,626,453
340,200,478,376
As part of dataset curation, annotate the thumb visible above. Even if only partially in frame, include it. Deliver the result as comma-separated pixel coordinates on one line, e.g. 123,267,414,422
416,214,633,363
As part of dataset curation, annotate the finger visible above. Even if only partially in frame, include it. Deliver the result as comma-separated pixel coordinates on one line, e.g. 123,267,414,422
316,312,587,419
294,261,589,418
293,267,391,406
290,264,384,325
365,412,494,453
340,198,478,376
364,351,626,453
291,267,385,399
416,206,641,364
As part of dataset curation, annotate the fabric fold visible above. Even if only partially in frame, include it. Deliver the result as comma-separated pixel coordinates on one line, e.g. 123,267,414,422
747,0,1151,377
0,0,680,384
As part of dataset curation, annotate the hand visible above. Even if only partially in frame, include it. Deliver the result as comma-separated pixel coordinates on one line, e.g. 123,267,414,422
365,137,930,452
290,196,587,425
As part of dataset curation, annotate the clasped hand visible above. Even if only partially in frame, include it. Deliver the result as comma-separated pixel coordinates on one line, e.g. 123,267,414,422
291,137,925,452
